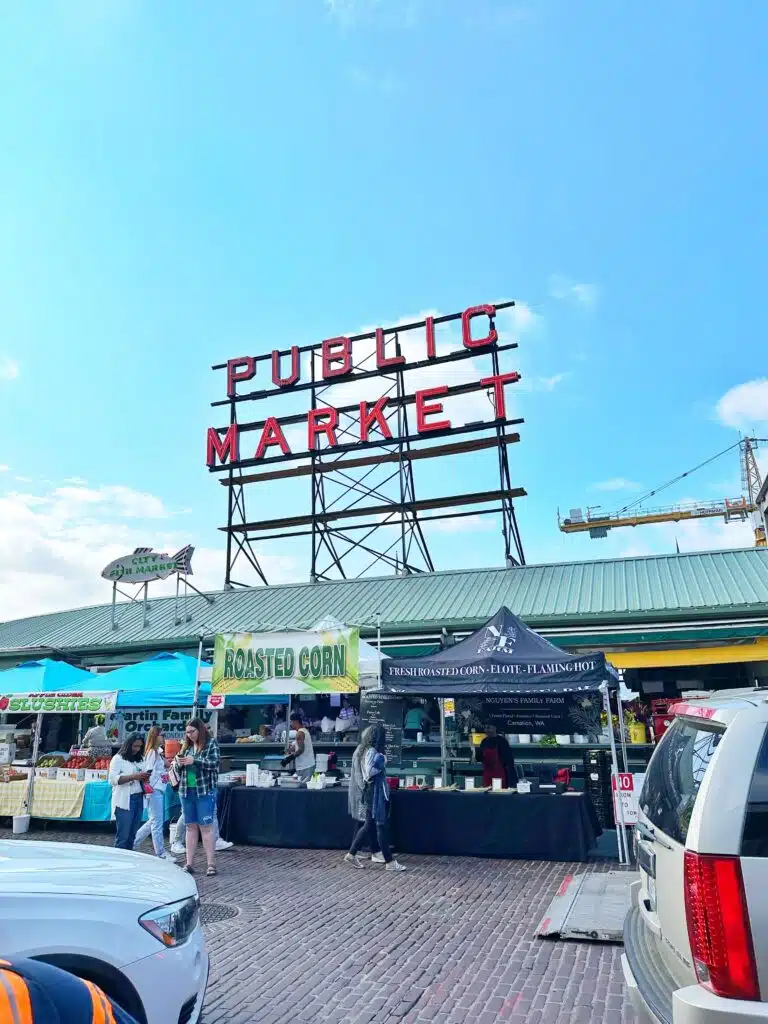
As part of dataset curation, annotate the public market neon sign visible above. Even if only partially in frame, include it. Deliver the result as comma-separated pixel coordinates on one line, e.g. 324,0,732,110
206,303,520,467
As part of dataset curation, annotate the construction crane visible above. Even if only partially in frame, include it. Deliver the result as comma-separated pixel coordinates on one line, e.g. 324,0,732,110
559,437,767,547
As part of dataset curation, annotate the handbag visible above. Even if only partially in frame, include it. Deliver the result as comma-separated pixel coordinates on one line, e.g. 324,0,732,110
142,782,154,795
167,765,180,791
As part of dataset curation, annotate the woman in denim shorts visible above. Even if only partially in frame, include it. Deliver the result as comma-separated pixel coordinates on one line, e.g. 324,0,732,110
173,717,221,876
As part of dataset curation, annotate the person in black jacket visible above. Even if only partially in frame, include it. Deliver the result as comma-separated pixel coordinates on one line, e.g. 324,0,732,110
474,724,516,788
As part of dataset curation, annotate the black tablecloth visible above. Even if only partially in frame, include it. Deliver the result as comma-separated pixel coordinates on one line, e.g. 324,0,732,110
217,785,601,862
390,791,600,862
217,786,354,850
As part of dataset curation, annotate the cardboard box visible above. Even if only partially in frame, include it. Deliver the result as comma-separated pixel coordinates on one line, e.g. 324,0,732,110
56,768,86,782
0,743,16,765
83,769,108,782
35,767,58,779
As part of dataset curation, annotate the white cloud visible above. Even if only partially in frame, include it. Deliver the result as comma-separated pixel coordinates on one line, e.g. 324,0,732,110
425,514,496,535
716,379,768,430
0,358,19,382
0,480,298,621
51,485,168,519
617,515,756,558
536,373,568,392
325,0,419,29
592,477,641,492
497,301,540,337
549,275,599,309
0,466,8,473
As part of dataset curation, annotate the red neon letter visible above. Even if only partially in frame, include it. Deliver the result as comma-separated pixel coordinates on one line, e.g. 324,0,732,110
206,424,239,467
359,396,393,443
308,407,339,449
227,357,255,397
480,371,521,420
415,386,451,433
322,337,352,379
254,418,290,460
272,347,300,388
425,316,436,359
376,327,405,370
461,304,498,350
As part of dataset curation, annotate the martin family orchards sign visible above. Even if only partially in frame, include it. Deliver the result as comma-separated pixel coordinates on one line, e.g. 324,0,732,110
206,303,519,466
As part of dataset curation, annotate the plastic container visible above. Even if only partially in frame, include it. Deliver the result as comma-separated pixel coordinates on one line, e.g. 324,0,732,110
165,739,182,759
12,814,30,834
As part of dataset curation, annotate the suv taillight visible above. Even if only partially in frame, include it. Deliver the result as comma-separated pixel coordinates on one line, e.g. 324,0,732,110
683,851,760,1001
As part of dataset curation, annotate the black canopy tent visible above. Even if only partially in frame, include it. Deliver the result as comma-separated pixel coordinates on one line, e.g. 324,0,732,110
377,608,629,862
379,607,619,696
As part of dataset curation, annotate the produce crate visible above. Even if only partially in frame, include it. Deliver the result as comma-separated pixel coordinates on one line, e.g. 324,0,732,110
35,767,58,779
56,768,86,782
83,769,108,782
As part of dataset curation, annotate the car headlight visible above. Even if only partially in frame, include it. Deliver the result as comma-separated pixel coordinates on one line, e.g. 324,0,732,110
139,896,199,947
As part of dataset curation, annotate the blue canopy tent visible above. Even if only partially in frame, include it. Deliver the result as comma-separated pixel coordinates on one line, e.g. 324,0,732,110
0,658,96,692
92,652,212,708
94,652,289,708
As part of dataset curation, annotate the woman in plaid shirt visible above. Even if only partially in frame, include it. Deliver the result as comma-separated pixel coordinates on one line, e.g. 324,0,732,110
173,718,221,876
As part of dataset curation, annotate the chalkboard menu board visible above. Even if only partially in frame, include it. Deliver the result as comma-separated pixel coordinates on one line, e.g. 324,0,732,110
359,693,404,768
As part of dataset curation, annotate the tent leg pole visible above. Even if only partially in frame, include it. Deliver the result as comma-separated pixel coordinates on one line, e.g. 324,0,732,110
439,698,448,787
617,687,629,774
376,612,382,690
21,712,43,816
602,683,628,865
285,696,292,756
192,636,204,717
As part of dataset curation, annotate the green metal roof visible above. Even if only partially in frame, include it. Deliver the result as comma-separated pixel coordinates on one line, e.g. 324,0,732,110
1,547,768,656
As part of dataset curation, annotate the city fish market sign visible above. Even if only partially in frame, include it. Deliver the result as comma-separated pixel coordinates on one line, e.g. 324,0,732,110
101,545,195,584
0,691,118,714
210,628,359,701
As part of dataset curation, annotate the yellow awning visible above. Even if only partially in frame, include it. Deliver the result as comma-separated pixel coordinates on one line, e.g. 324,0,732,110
608,638,768,669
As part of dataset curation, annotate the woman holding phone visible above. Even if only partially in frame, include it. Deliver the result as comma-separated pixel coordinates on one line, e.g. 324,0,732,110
109,736,149,850
173,718,221,876
134,726,173,859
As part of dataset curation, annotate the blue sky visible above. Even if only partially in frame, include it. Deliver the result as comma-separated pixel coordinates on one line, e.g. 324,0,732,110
0,0,767,616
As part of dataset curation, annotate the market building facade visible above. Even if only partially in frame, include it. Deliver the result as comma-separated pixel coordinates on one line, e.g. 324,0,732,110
1,547,767,692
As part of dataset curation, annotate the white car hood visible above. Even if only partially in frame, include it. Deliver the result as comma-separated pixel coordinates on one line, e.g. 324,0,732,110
0,841,196,903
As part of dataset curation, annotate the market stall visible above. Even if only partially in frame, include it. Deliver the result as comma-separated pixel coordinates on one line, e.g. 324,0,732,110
0,661,121,830
0,653,210,826
367,606,621,861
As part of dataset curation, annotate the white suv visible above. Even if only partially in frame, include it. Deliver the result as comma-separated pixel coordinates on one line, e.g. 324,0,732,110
0,839,209,1024
622,688,768,1024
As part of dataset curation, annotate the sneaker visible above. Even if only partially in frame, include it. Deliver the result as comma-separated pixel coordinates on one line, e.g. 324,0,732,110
170,842,186,855
371,852,386,864
385,860,407,873
215,838,234,852
344,853,366,869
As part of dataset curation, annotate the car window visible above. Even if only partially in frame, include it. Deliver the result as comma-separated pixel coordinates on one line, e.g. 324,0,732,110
639,718,724,845
741,725,768,857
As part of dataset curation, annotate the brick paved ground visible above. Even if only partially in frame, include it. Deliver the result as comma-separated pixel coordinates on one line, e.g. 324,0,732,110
0,825,635,1024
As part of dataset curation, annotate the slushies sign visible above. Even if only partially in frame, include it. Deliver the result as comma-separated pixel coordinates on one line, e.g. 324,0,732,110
211,628,359,696
0,691,118,714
